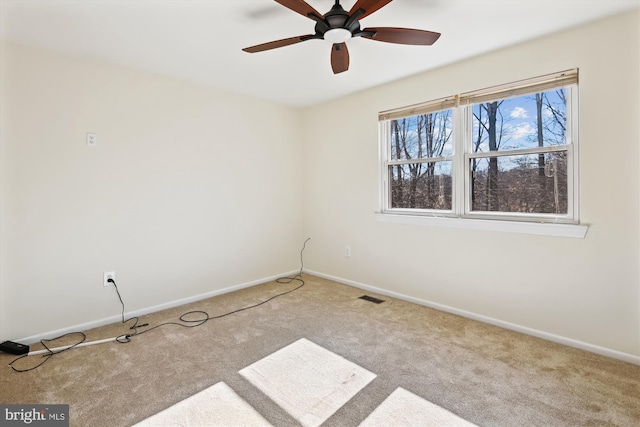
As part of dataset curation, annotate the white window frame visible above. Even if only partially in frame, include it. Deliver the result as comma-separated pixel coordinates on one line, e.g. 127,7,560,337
377,70,588,238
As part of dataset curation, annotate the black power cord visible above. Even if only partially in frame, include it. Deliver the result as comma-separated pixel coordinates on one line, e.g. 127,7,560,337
109,278,149,339
8,238,310,372
8,332,87,372
116,237,311,342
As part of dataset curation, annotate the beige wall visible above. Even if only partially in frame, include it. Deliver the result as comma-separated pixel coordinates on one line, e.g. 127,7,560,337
1,10,638,360
0,42,304,340
301,10,640,357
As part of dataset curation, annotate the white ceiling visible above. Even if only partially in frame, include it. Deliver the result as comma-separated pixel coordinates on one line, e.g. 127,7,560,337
1,0,638,107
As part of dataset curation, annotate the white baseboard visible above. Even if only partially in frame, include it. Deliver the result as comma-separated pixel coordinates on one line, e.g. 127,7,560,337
18,270,300,345
304,269,640,366
16,268,639,366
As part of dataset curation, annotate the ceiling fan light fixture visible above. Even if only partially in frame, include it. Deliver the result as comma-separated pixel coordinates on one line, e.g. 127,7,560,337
242,0,442,74
324,28,352,44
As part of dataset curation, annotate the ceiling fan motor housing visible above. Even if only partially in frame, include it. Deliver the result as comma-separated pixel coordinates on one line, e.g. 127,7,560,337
312,1,372,41
325,2,354,29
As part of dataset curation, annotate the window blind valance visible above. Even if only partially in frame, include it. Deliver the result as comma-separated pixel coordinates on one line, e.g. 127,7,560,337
378,69,578,122
378,96,458,122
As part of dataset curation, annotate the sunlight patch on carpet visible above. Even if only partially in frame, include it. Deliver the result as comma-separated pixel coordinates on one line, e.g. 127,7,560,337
358,387,477,427
132,381,272,427
239,338,376,427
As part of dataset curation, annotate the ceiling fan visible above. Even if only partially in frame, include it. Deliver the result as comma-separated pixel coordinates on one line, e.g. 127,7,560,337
242,0,441,74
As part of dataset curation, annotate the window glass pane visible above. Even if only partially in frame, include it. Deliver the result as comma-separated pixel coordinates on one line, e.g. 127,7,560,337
472,89,567,153
470,152,567,214
389,161,452,210
390,110,453,160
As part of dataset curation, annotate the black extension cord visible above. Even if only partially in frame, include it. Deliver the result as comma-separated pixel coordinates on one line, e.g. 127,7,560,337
8,238,310,372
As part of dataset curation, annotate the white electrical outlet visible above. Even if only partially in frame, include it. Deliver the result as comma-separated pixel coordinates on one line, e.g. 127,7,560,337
104,271,115,287
344,245,352,258
87,132,97,146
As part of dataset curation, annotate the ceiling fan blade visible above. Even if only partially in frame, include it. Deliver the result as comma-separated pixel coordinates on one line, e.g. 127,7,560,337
275,0,323,20
362,27,441,45
331,43,350,74
243,35,314,53
349,0,393,20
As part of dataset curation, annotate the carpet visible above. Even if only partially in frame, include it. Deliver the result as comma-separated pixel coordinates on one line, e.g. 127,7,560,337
135,337,480,426
239,338,376,427
3,275,638,427
132,381,272,427
359,387,477,427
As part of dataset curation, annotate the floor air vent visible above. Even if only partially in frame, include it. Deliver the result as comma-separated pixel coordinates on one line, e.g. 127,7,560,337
359,295,385,304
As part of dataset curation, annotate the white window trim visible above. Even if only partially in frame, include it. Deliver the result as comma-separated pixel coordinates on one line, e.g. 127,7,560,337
377,70,588,238
374,212,588,238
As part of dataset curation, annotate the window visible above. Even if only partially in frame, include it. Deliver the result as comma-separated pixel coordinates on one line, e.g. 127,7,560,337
379,70,580,229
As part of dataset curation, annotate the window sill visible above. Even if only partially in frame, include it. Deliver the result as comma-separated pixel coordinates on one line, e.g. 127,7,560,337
374,213,588,238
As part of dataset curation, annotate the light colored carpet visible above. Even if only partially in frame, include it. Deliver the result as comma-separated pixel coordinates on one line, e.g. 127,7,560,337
358,387,477,427
1,275,639,426
132,381,272,427
136,339,475,427
239,338,376,427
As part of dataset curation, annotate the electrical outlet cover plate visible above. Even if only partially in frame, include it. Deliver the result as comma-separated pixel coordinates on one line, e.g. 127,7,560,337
87,132,97,146
104,271,115,286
